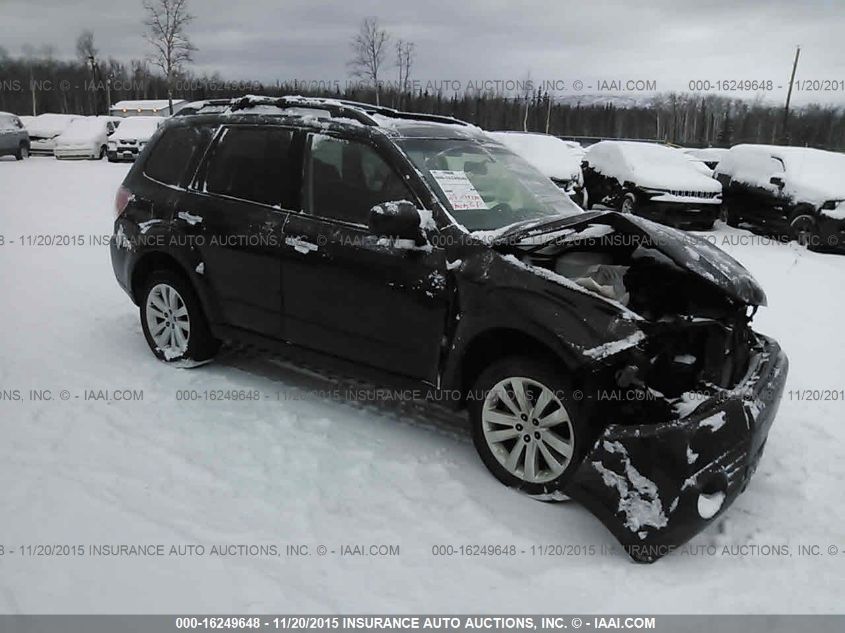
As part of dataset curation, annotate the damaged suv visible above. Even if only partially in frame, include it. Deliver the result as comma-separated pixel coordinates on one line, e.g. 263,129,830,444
110,96,788,562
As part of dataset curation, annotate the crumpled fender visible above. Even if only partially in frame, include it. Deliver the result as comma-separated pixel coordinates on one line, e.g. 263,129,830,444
561,336,788,562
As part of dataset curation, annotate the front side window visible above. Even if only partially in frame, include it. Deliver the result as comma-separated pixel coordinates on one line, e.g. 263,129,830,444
399,138,582,232
303,134,413,225
202,126,296,208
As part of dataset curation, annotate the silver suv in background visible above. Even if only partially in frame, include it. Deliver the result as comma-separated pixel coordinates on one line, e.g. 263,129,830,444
0,112,30,160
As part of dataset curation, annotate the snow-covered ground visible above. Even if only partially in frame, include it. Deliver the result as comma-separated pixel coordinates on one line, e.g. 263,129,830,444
0,156,843,613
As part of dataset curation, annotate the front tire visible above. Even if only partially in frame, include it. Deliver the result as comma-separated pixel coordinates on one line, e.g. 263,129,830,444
15,144,29,160
789,207,818,248
620,193,636,214
469,356,588,495
140,270,220,365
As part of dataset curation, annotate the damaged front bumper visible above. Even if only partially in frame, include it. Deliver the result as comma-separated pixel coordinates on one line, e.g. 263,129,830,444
563,333,788,563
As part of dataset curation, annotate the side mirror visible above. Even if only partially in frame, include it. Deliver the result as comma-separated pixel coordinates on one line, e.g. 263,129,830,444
368,201,426,242
770,176,785,188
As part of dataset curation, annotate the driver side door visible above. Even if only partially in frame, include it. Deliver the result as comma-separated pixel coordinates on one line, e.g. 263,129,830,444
280,132,450,383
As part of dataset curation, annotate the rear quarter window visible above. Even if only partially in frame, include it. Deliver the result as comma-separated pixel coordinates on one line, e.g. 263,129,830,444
143,125,214,188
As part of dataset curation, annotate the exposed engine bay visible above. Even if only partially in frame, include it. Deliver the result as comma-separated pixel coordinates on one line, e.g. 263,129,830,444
496,213,765,420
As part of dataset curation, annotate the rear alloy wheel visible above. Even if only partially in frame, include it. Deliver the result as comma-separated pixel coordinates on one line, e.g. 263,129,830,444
620,193,636,214
470,357,586,495
140,270,220,365
789,211,818,248
15,144,29,160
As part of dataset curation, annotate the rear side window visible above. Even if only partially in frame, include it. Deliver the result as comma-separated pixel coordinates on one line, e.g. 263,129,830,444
303,134,412,224
0,115,15,130
201,126,296,208
144,126,212,187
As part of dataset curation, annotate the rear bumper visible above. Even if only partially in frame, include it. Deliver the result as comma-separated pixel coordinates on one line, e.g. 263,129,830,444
55,147,95,159
563,333,788,562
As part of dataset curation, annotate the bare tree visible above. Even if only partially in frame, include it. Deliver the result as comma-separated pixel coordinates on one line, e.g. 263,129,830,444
395,39,414,107
76,30,98,64
348,17,390,105
142,0,197,111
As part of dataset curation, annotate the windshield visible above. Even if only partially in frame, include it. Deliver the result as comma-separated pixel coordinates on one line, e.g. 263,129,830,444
398,138,582,232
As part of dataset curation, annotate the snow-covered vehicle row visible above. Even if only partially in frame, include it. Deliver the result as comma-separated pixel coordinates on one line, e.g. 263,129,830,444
715,144,845,253
109,96,787,561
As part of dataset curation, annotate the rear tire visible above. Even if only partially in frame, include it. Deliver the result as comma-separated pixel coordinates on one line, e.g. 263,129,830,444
139,270,220,365
620,193,636,214
469,356,588,496
15,144,29,161
95,145,106,160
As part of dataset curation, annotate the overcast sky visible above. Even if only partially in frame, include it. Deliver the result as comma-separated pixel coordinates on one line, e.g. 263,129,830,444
3,0,844,105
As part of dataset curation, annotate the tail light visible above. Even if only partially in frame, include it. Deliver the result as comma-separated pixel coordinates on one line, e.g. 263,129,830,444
114,185,132,219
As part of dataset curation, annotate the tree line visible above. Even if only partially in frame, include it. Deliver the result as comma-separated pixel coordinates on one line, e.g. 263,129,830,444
0,5,843,150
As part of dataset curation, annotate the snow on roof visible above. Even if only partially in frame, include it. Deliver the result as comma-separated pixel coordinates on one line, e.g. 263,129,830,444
111,100,185,111
487,131,584,181
717,144,845,208
586,140,721,192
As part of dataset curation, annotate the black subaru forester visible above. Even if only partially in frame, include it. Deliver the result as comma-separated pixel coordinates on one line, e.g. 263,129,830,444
111,96,788,561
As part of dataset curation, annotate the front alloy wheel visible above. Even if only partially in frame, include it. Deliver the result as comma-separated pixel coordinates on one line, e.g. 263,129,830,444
620,193,636,214
481,377,575,484
790,214,817,247
470,356,586,495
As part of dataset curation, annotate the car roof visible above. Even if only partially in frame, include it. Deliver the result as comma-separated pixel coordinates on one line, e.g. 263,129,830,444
172,95,484,140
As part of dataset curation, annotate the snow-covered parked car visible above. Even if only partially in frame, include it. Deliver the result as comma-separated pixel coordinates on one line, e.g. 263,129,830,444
107,116,163,162
583,141,723,230
25,113,82,155
487,131,586,206
0,112,30,160
54,117,121,160
714,144,845,253
110,96,788,562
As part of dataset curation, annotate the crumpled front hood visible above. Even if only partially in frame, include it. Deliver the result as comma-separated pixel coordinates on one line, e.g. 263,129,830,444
493,211,767,307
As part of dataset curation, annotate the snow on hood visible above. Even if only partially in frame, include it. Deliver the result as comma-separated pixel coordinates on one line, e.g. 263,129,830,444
495,210,766,307
717,144,845,209
56,118,108,143
26,114,80,138
487,132,584,182
587,141,721,192
111,117,161,141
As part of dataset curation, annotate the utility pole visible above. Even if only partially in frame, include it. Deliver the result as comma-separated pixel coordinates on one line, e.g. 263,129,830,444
782,45,801,144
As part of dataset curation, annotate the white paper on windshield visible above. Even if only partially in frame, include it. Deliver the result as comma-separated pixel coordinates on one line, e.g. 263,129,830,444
429,170,488,210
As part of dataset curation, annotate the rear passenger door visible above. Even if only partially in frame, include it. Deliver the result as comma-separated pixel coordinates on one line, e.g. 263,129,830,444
280,132,450,383
178,125,300,339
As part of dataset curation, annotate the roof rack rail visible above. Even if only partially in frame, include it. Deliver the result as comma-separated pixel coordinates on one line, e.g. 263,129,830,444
335,99,472,127
227,95,379,126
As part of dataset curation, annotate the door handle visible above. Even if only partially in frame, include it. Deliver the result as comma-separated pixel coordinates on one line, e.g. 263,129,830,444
284,235,319,254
